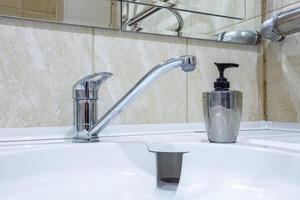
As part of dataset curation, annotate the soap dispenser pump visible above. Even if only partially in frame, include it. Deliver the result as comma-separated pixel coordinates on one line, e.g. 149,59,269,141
202,63,243,143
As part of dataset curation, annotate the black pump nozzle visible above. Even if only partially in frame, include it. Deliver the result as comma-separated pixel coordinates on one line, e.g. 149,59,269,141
214,63,239,91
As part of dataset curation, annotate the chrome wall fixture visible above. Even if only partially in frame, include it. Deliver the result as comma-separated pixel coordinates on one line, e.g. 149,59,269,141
215,30,261,45
261,6,300,41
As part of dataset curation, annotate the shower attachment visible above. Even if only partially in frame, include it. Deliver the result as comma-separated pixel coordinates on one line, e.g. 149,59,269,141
261,6,300,41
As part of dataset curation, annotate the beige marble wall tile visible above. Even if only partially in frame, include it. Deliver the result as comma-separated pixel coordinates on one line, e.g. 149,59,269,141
233,16,261,32
187,39,262,122
0,17,93,128
0,0,23,8
246,0,261,19
266,36,299,122
183,0,244,19
0,6,23,17
188,14,235,36
24,0,56,13
264,2,300,122
266,0,300,12
94,30,187,124
23,10,56,21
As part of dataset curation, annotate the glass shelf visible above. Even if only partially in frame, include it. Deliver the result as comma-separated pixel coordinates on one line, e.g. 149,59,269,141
120,0,245,20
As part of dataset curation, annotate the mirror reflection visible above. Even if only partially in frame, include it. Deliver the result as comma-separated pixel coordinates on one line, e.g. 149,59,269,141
0,0,119,29
0,0,261,45
121,0,261,44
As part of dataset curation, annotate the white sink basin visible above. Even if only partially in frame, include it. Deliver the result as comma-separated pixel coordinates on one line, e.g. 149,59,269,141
175,143,300,200
0,143,160,200
0,141,299,200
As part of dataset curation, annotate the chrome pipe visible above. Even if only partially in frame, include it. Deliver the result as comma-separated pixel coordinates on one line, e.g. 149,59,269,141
261,6,300,41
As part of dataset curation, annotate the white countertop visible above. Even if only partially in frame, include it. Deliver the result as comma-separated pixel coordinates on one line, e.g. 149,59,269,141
0,121,300,154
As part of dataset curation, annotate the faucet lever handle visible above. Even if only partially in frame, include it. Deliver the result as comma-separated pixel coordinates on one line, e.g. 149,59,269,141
72,72,113,100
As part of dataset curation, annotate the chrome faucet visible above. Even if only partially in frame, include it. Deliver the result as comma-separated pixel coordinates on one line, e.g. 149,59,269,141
72,55,196,142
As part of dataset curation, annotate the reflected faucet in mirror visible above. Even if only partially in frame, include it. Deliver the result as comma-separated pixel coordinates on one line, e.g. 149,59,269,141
122,1,184,36
72,55,197,142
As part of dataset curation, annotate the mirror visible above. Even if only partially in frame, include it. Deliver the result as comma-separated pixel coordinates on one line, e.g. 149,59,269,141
0,0,261,45
0,0,120,29
121,0,261,45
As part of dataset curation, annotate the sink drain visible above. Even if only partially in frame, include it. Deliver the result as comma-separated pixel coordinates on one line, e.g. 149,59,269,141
160,177,180,183
156,152,184,184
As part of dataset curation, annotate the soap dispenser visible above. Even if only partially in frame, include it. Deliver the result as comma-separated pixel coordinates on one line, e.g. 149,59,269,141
202,63,243,143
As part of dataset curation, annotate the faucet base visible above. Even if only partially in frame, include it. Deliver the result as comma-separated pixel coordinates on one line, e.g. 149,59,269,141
72,136,99,143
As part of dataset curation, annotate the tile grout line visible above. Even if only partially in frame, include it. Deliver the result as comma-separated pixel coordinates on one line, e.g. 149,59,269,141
92,27,96,73
244,0,246,20
185,38,189,123
261,0,268,121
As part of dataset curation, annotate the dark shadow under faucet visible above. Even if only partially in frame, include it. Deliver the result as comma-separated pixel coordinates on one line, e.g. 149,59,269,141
72,55,197,142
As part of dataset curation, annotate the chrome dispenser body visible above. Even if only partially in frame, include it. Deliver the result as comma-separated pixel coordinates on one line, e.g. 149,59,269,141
202,63,243,143
203,91,242,143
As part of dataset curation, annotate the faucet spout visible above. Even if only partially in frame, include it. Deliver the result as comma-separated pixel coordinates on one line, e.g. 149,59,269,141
74,55,196,142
